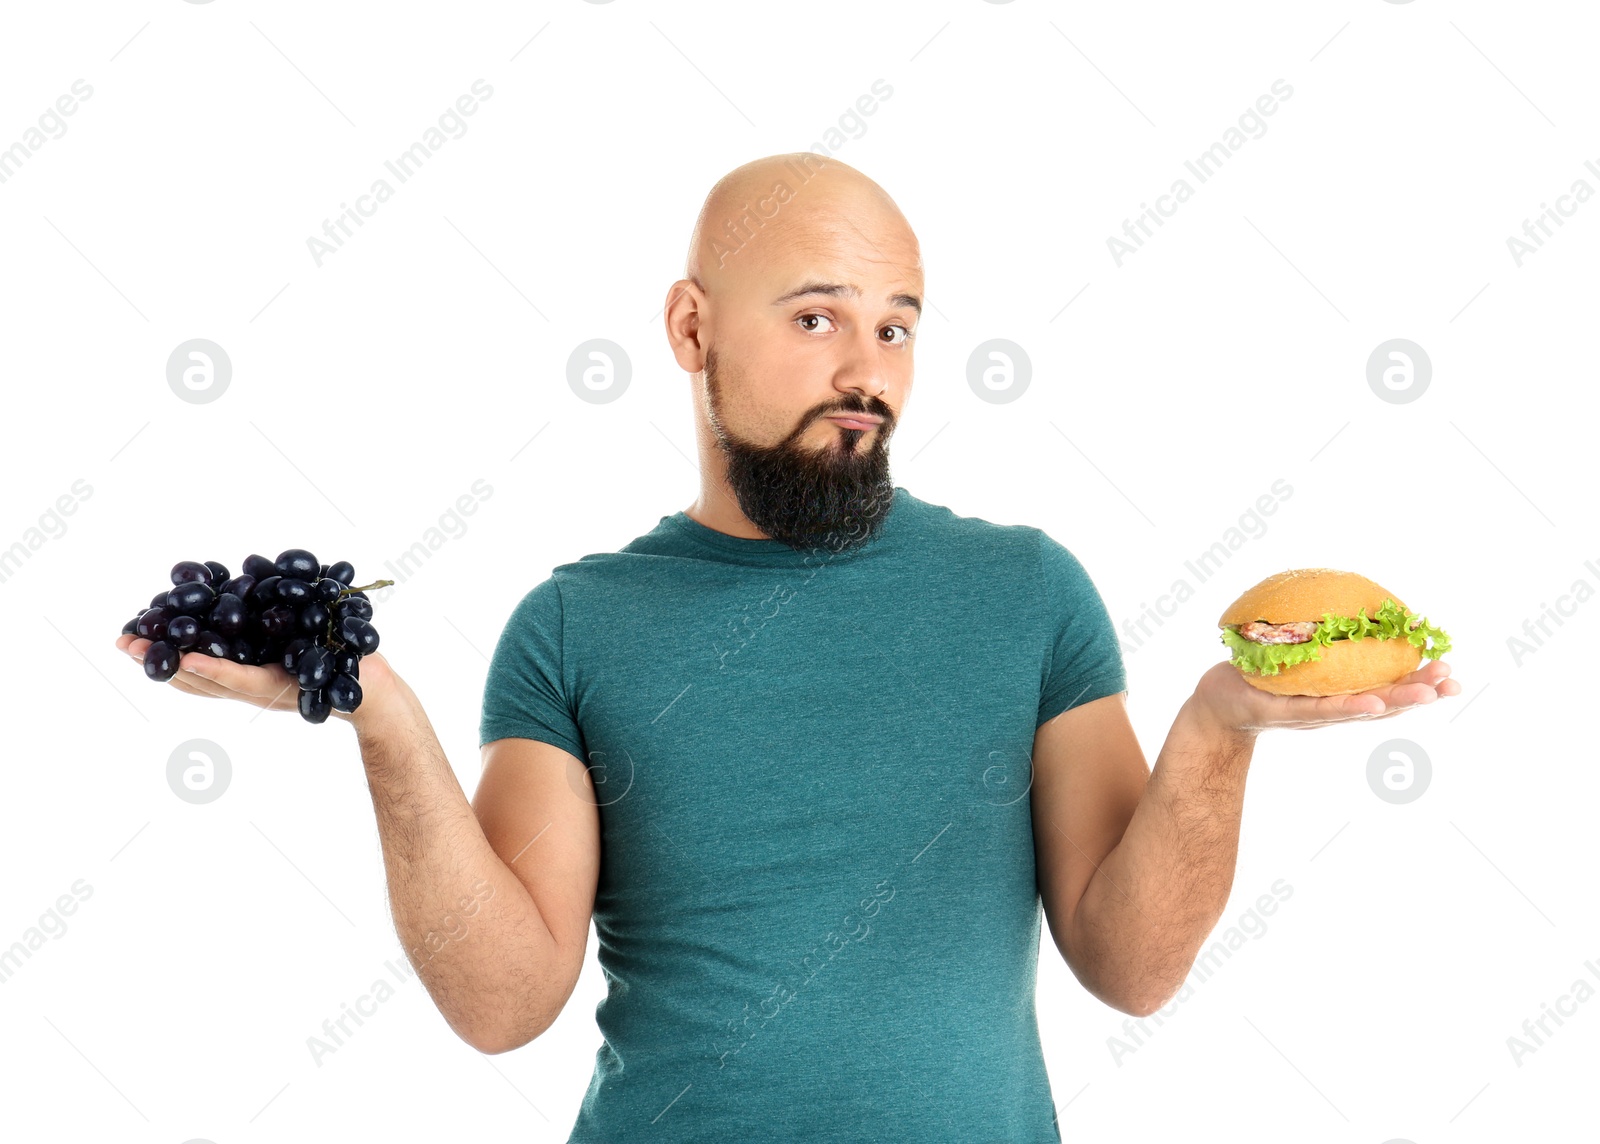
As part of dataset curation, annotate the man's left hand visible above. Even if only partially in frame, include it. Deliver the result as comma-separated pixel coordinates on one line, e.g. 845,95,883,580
1190,656,1461,737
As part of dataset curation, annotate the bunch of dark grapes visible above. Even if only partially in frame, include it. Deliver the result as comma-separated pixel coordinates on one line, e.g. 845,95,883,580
121,549,394,724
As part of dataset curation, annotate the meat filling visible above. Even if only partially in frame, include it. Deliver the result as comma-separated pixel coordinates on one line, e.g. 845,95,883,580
1237,620,1321,645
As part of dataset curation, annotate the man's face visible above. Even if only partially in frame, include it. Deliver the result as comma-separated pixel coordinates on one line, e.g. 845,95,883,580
701,251,919,553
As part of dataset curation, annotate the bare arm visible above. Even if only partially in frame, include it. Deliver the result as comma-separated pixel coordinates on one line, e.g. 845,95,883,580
351,661,601,1052
1032,658,1458,1017
1033,690,1254,1017
115,635,601,1053
1031,689,1252,1017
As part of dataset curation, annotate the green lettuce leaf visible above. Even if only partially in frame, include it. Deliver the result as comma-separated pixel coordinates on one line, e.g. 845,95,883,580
1220,598,1452,677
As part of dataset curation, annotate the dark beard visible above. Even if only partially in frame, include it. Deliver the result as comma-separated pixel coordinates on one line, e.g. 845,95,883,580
704,344,897,554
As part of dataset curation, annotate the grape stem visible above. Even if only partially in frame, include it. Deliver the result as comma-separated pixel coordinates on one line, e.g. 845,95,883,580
324,579,395,654
340,579,395,597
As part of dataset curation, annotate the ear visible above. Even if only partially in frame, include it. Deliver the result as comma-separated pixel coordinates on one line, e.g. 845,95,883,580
663,279,708,373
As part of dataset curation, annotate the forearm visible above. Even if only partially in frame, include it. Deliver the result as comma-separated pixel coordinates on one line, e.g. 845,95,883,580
349,682,568,1051
1067,694,1257,1015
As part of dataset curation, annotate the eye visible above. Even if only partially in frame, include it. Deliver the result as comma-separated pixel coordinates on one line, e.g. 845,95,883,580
796,313,915,345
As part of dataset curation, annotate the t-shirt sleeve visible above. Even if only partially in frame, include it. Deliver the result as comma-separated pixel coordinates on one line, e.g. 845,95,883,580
1035,530,1127,728
479,574,586,759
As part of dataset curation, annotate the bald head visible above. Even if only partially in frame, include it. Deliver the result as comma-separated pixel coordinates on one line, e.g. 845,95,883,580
685,153,919,302
664,153,923,544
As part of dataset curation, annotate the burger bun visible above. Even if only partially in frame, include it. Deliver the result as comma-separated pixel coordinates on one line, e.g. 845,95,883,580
1220,568,1423,696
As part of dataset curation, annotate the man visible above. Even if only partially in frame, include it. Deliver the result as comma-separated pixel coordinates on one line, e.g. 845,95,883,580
116,153,1458,1142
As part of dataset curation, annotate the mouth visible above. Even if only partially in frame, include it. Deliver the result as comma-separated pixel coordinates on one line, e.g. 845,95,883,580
825,414,883,431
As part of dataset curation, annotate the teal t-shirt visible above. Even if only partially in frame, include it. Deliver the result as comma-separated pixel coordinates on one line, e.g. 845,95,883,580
480,485,1127,1142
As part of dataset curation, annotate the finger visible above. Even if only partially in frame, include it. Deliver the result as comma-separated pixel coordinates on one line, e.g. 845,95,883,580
1272,692,1383,721
1327,692,1385,717
169,664,237,701
1400,659,1452,687
167,674,221,700
181,653,293,701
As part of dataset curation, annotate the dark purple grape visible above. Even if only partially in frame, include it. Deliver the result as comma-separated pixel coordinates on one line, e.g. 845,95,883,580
315,577,342,603
195,630,229,657
338,616,380,654
259,605,296,638
276,578,314,604
203,560,229,586
227,640,253,664
209,593,246,635
329,673,362,712
143,640,180,682
253,576,282,605
281,638,311,673
331,649,358,675
337,596,373,622
275,549,319,578
318,562,330,577
167,581,216,617
167,615,201,648
136,607,172,640
298,686,331,724
299,602,330,634
150,589,171,610
171,560,211,586
243,553,276,580
121,616,139,635
326,560,355,586
297,645,332,689
220,574,256,601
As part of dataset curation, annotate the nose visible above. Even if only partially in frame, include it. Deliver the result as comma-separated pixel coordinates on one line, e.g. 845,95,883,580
832,328,890,404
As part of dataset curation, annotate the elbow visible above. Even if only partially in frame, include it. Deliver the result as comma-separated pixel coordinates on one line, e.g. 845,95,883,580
464,1023,541,1056
1119,979,1185,1019
458,1012,552,1056
469,1031,529,1056
1057,925,1168,1019
1120,994,1166,1020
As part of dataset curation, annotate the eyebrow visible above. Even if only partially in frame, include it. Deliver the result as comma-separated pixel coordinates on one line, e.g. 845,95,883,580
771,281,922,318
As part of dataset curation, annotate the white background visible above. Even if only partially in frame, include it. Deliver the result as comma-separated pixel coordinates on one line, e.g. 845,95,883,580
0,2,1594,1141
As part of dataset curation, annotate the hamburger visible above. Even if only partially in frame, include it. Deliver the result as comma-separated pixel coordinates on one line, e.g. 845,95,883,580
1218,568,1452,696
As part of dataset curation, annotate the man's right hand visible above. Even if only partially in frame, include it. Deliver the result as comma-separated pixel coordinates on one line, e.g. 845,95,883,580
114,633,398,725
